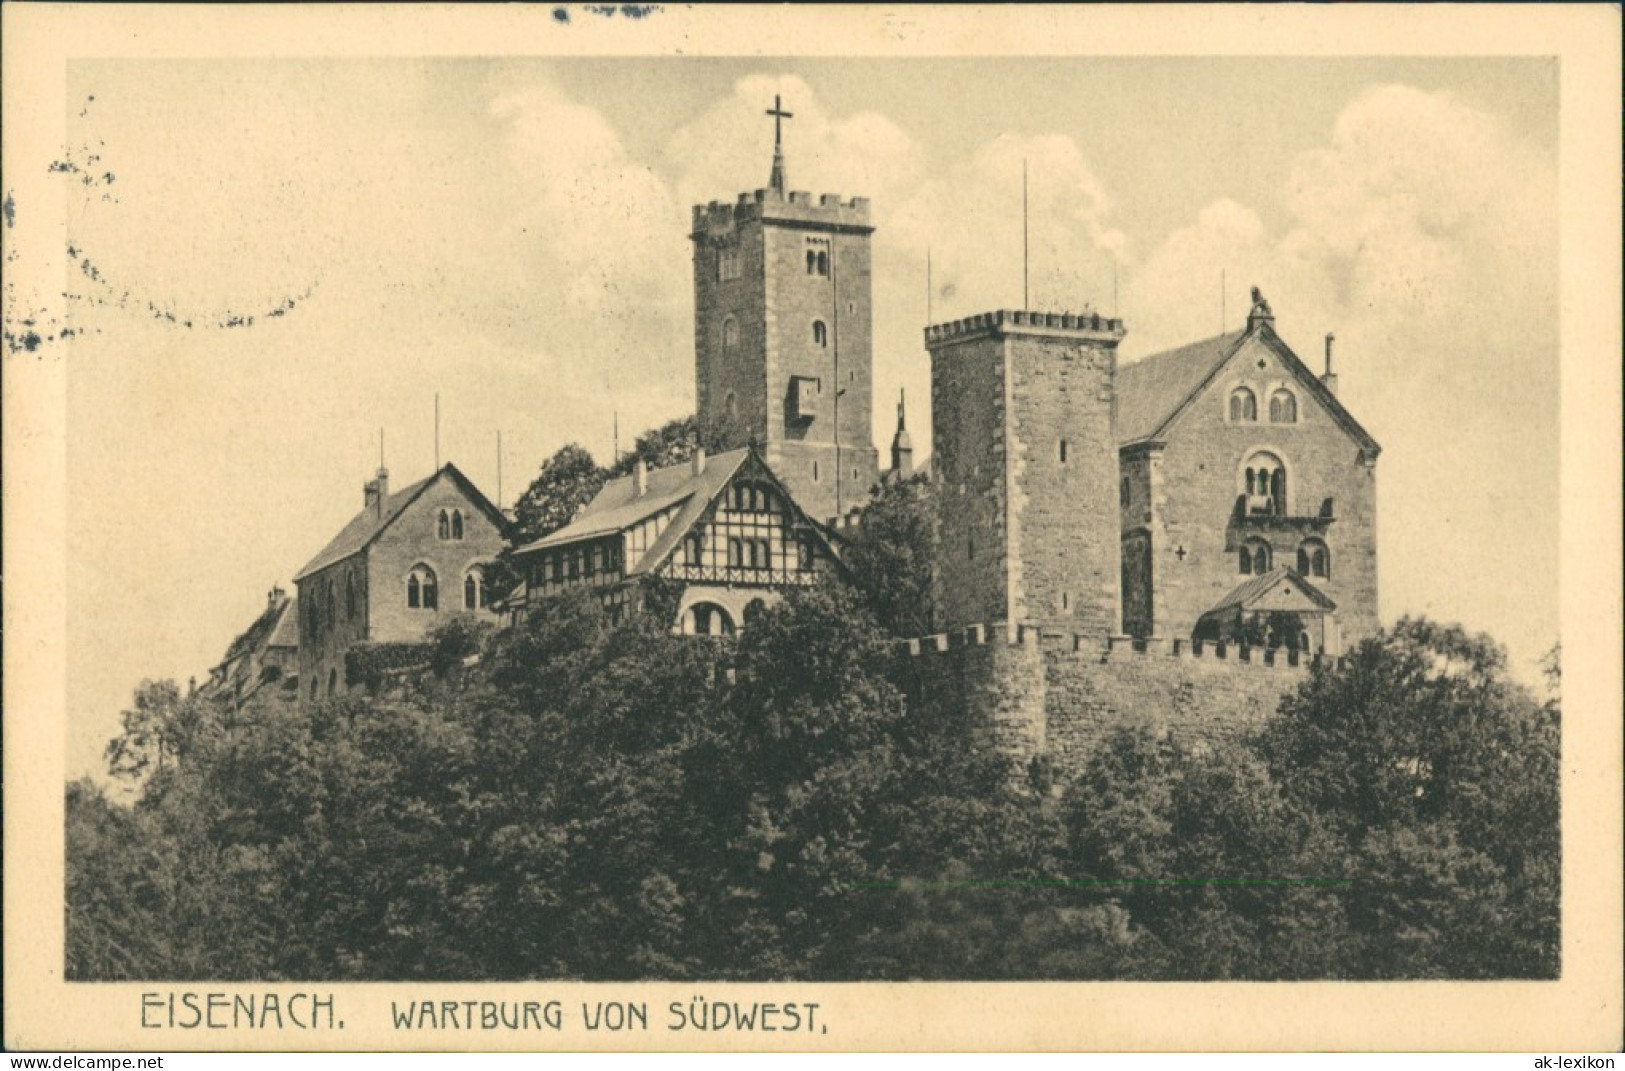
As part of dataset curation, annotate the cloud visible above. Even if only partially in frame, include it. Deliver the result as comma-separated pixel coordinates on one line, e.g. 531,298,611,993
665,74,923,213
1121,84,1558,672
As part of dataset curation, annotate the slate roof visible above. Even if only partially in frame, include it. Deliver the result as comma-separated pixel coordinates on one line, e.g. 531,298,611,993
1116,320,1381,455
266,597,300,649
514,448,752,576
1115,330,1245,444
218,597,293,666
1206,567,1336,616
293,463,506,581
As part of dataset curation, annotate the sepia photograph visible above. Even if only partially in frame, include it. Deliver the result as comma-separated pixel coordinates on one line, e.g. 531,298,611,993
4,3,1620,1053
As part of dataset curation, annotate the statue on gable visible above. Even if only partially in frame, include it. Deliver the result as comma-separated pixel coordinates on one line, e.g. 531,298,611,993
1249,286,1273,320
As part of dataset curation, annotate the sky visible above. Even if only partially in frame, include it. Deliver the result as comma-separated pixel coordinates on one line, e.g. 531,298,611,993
52,56,1559,781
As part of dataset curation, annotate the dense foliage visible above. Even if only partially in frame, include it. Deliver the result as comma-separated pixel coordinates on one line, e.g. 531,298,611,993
69,468,1560,981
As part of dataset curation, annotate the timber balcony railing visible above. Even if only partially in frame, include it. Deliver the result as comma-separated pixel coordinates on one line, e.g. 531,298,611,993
662,563,821,587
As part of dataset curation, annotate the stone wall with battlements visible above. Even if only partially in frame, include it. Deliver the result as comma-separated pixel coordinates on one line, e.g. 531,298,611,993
898,621,1319,776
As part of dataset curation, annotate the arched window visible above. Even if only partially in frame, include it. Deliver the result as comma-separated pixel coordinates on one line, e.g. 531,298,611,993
310,677,318,701
1229,387,1258,422
812,320,827,346
744,598,767,629
1241,451,1288,516
450,509,464,540
327,669,338,697
797,535,817,571
407,564,437,609
346,572,357,619
1120,476,1131,507
685,602,735,637
1240,538,1272,575
437,510,450,540
685,532,704,565
1270,389,1298,423
722,317,738,350
723,391,738,420
464,567,484,610
325,581,335,627
807,250,817,275
1058,439,1069,464
1297,539,1330,578
816,251,829,276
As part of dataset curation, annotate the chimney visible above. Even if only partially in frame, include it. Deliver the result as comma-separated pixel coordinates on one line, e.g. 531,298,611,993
1321,333,1339,396
632,458,647,498
691,446,707,477
371,466,390,517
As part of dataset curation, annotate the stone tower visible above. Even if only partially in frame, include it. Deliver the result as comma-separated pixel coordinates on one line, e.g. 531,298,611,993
690,99,879,523
927,310,1128,637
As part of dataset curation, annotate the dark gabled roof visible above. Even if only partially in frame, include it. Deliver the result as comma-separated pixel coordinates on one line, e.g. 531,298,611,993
1206,567,1337,616
217,596,293,668
266,597,299,649
514,447,749,563
1116,321,1380,456
1116,330,1246,445
294,463,506,582
512,446,844,580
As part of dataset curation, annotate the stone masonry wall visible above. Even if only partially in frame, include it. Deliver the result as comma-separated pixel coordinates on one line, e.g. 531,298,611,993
1006,333,1122,635
929,333,1009,631
761,211,877,522
1153,329,1379,647
1042,642,1308,772
901,625,1313,778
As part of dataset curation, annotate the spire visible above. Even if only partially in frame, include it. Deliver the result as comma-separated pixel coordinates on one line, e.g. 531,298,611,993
765,94,793,194
890,388,914,478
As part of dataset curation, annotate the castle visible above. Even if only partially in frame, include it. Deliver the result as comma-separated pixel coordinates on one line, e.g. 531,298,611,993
216,96,1380,756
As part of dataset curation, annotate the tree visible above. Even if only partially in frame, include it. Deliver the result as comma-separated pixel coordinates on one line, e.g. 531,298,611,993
509,443,605,548
840,471,935,636
1257,617,1560,978
605,415,701,477
105,679,217,786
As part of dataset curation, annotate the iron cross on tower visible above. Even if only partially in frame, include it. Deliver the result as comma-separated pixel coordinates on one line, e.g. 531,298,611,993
766,94,793,145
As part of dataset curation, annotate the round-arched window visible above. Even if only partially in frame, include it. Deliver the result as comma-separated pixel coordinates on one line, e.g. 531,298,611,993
1239,537,1272,576
722,317,739,350
1229,387,1258,422
1297,539,1330,578
1270,389,1298,423
1240,450,1288,516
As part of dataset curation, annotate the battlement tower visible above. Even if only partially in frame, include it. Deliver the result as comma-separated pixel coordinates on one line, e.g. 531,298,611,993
927,309,1128,637
691,97,878,523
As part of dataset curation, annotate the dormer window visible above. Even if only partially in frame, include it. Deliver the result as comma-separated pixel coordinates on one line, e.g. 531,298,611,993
1270,389,1298,423
1229,387,1258,422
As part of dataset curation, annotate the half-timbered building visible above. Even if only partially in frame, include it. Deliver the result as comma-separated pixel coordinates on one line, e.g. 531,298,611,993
507,445,843,635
